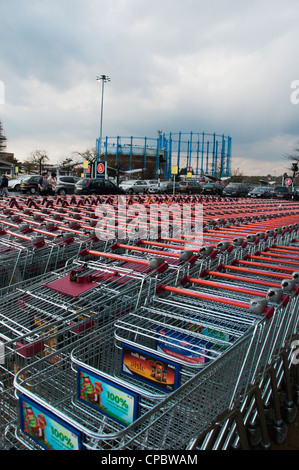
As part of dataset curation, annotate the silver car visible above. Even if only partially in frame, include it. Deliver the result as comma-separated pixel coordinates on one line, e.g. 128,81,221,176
148,181,180,194
8,175,30,191
119,179,150,194
144,180,159,192
54,176,80,196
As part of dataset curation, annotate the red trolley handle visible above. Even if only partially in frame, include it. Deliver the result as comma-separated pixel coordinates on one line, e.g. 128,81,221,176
155,284,274,318
78,249,169,273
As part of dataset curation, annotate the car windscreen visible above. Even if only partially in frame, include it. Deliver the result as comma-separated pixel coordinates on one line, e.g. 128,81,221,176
252,187,266,192
274,186,288,192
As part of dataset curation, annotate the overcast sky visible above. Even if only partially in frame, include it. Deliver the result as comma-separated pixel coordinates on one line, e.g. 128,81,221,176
0,0,298,176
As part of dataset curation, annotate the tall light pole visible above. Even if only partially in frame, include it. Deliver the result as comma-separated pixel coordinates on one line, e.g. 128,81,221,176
96,74,110,179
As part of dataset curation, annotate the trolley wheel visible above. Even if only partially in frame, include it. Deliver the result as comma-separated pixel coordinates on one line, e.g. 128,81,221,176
247,424,262,447
284,403,297,424
273,423,288,445
259,441,272,450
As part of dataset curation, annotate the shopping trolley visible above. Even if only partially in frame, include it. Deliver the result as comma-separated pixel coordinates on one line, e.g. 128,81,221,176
13,283,267,450
0,208,114,289
184,249,299,449
4,195,299,450
0,248,174,449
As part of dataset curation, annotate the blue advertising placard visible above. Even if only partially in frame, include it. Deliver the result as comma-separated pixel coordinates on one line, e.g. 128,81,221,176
19,394,82,450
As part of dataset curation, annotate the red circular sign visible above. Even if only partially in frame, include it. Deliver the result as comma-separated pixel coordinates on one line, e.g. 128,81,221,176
97,163,105,174
284,177,292,186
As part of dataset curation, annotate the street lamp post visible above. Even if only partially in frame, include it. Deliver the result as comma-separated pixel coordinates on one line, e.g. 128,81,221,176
96,74,110,179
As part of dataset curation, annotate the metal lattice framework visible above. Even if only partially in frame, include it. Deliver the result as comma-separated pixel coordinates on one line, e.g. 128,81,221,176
96,131,232,179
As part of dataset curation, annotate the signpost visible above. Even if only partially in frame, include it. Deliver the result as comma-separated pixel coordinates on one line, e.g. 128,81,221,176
96,161,106,179
283,176,293,187
171,165,178,195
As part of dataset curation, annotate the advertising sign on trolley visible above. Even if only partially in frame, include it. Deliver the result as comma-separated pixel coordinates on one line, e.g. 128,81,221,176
77,366,139,426
121,344,180,392
19,394,82,450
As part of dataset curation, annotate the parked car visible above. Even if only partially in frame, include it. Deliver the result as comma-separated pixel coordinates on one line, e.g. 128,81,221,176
148,181,180,194
177,180,202,194
8,175,30,191
201,182,223,196
144,180,159,193
54,176,80,196
248,186,272,198
74,178,125,195
20,175,42,194
119,180,150,194
272,185,295,200
222,183,249,197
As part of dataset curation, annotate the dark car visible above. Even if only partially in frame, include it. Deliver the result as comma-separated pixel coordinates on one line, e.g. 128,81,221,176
201,182,223,196
222,183,249,197
248,186,272,198
74,178,125,195
54,176,80,196
272,185,295,200
20,175,41,194
177,180,202,194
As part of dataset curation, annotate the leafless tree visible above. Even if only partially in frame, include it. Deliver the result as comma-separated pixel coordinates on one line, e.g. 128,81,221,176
22,149,49,174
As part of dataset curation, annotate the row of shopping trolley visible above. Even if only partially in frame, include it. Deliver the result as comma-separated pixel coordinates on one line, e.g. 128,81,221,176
0,193,297,288
0,195,298,449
